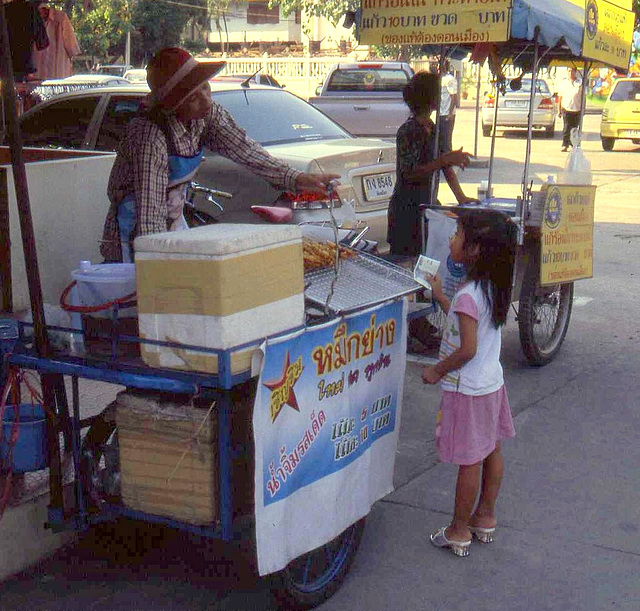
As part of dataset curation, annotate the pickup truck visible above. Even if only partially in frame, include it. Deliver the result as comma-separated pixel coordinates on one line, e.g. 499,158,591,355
308,62,413,138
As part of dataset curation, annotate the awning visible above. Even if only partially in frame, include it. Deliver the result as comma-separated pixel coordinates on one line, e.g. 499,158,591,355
511,0,585,57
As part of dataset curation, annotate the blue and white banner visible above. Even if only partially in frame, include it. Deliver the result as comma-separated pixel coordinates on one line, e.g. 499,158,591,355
253,299,407,575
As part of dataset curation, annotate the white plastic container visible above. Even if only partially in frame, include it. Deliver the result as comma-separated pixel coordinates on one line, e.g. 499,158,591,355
134,224,304,376
72,263,137,319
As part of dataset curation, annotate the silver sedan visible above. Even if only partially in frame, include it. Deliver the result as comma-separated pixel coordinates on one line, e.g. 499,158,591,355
481,76,557,138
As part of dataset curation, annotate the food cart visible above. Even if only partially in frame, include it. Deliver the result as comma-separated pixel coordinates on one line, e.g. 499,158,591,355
0,144,422,611
359,0,635,366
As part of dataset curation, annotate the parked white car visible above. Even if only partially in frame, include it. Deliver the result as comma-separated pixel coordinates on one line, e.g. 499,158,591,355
481,76,557,138
14,82,397,250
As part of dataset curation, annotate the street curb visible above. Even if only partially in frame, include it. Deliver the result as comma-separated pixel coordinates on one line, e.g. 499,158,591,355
0,494,76,581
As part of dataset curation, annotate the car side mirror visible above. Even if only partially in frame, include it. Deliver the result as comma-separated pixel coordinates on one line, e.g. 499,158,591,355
315,85,322,96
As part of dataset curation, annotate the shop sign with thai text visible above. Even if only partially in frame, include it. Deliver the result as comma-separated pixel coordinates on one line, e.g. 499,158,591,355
581,0,634,70
359,0,513,46
540,185,596,285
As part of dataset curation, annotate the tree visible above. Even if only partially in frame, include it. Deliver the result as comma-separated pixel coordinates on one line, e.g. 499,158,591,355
273,0,354,26
71,0,129,64
132,0,207,63
206,0,231,53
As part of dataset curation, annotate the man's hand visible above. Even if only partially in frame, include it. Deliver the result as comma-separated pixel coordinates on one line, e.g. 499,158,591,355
295,172,341,197
440,148,472,170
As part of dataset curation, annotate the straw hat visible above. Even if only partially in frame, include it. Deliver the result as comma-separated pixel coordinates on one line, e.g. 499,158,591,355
147,47,225,111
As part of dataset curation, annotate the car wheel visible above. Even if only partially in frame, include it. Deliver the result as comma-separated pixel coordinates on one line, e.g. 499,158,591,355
601,137,615,151
544,123,555,138
632,139,640,145
482,124,492,137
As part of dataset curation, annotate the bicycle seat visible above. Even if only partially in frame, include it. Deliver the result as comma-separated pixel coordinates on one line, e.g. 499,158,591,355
250,205,293,223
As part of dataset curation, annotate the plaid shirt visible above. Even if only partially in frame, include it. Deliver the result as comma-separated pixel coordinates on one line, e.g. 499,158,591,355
100,101,301,261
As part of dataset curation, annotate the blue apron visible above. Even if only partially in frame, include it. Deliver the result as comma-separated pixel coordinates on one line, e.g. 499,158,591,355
117,149,203,262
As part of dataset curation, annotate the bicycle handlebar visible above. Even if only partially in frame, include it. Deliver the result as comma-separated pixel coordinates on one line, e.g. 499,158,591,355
188,181,233,200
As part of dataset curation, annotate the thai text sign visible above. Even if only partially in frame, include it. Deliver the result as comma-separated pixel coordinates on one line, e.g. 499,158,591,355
540,185,596,285
359,0,513,46
253,300,407,575
582,0,634,70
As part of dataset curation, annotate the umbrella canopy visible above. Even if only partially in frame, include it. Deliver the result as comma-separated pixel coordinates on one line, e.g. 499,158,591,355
511,0,585,56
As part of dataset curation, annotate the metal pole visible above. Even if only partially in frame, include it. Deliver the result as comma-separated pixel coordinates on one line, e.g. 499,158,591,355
474,63,482,158
0,3,64,514
0,169,11,312
125,30,131,69
578,61,590,142
521,32,540,202
487,84,500,195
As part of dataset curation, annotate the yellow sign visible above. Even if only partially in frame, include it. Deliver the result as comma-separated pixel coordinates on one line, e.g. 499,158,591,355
540,185,596,286
566,0,632,10
359,0,513,46
582,0,635,70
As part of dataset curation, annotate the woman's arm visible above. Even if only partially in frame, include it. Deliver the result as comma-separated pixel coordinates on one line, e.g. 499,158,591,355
443,166,476,204
403,148,471,187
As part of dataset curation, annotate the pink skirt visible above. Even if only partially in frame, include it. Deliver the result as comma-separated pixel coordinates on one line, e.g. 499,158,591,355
435,386,515,465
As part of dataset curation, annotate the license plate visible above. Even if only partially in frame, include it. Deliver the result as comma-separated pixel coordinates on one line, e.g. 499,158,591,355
624,129,640,137
504,100,528,108
362,172,395,201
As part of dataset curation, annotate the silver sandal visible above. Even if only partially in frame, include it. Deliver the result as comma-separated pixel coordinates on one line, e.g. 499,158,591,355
429,526,471,557
469,525,496,544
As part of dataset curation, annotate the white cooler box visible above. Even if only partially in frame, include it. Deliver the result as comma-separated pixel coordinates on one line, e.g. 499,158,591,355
134,224,304,375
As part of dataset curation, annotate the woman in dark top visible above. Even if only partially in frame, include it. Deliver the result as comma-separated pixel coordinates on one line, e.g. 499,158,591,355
388,72,474,256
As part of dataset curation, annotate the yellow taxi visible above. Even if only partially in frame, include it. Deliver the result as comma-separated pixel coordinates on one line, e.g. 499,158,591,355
600,77,640,151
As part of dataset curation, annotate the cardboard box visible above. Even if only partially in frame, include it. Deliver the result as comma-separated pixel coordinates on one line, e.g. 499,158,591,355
116,383,255,525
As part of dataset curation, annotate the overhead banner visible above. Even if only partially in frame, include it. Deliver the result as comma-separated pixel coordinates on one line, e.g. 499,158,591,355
540,185,596,285
582,0,634,70
359,0,513,46
253,300,407,576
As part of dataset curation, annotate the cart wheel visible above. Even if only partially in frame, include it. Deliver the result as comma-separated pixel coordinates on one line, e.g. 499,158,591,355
80,407,120,507
518,258,573,366
271,517,365,610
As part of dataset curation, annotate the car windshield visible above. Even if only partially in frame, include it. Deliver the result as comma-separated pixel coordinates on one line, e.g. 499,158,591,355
212,89,350,145
610,80,640,101
326,68,410,92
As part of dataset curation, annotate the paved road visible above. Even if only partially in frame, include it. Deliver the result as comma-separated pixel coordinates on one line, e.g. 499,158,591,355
2,108,640,610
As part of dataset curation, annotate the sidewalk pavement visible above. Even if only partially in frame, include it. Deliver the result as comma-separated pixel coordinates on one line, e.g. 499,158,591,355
323,356,640,610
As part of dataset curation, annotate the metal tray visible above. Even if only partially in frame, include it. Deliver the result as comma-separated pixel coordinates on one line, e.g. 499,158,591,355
304,250,421,314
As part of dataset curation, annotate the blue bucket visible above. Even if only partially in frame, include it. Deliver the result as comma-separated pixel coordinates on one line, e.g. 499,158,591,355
0,404,48,473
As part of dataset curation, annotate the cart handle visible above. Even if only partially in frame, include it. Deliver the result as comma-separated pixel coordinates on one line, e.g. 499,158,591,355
59,280,137,314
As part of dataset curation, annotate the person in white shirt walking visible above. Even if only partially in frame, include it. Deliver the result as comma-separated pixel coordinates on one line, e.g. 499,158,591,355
558,67,583,152
439,61,459,154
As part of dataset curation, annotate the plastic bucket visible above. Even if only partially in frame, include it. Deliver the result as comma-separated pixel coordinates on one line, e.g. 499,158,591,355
0,404,48,473
70,263,139,357
71,263,137,319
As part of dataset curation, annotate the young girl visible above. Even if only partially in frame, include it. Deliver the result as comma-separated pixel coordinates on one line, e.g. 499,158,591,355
422,209,517,557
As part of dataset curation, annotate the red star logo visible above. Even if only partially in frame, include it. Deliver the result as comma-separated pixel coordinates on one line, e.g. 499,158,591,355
264,351,304,422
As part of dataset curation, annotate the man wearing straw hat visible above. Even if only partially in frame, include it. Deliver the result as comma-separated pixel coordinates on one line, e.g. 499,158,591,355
101,47,338,263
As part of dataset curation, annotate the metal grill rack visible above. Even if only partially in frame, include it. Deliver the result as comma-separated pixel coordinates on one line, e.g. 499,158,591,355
304,250,421,314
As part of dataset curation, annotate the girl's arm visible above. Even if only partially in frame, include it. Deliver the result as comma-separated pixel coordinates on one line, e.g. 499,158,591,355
427,273,450,313
422,313,478,384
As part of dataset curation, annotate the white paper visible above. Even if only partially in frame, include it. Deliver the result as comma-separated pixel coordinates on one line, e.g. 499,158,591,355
413,255,440,289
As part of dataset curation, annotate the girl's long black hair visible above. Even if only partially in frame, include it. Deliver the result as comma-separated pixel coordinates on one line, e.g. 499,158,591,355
457,209,517,328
